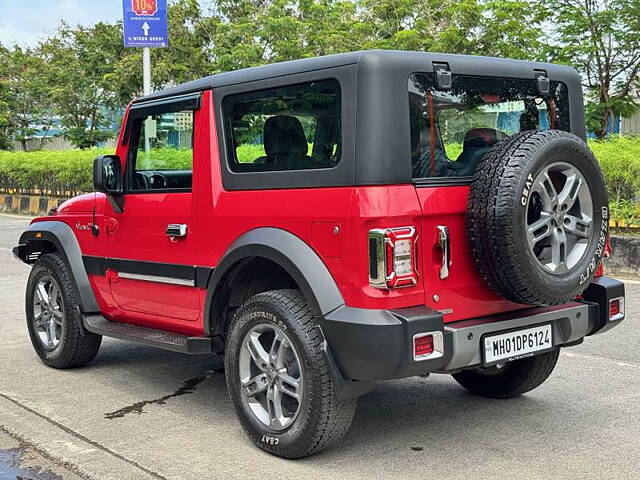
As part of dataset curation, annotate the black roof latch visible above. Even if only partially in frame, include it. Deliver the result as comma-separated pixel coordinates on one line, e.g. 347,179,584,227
534,69,550,96
433,62,452,90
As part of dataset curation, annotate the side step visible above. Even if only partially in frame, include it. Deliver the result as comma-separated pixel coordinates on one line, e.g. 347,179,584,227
83,314,223,355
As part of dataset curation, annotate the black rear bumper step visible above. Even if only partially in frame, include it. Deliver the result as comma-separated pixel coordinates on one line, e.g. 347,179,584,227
83,314,223,355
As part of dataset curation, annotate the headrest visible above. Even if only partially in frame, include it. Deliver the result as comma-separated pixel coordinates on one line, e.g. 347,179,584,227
463,128,504,148
264,115,308,157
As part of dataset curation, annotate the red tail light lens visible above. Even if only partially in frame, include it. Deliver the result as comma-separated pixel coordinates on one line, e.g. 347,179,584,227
369,226,418,289
414,335,434,357
609,297,624,320
413,331,444,361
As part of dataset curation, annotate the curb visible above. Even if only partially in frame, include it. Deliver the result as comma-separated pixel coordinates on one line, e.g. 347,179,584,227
0,193,65,216
607,236,640,278
0,393,166,480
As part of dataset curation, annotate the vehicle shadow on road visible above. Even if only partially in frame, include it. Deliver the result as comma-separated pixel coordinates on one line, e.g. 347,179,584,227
87,340,568,463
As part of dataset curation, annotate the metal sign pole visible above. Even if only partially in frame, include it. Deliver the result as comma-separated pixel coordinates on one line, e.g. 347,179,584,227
123,0,168,157
143,47,151,96
143,46,151,155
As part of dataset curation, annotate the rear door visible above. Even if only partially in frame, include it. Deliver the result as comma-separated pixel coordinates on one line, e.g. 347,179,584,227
408,71,570,322
107,95,201,323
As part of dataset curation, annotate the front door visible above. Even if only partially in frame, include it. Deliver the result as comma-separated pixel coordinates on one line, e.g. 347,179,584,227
107,97,201,323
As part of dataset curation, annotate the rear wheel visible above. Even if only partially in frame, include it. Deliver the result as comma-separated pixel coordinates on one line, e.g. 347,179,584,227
225,289,356,458
452,348,560,399
26,253,102,368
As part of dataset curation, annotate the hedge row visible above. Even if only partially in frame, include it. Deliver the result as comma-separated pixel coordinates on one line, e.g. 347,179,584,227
1,136,639,226
0,145,264,197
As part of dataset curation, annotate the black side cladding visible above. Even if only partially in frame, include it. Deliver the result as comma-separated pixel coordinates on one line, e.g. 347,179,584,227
15,221,99,313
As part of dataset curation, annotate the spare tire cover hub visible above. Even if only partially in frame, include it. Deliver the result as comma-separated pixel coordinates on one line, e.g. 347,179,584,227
526,161,593,274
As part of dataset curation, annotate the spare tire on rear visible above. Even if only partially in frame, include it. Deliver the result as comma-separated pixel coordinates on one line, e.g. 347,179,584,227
467,129,608,306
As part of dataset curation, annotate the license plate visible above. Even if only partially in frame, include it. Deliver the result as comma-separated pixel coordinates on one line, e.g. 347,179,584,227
482,324,553,366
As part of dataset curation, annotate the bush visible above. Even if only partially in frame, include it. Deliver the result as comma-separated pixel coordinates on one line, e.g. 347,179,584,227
588,135,640,227
588,136,640,203
0,148,110,197
1,136,639,228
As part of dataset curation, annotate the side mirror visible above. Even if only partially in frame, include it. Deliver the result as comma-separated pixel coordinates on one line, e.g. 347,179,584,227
93,155,123,194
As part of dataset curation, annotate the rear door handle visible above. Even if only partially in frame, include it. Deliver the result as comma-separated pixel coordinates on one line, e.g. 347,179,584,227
437,225,450,279
166,224,187,237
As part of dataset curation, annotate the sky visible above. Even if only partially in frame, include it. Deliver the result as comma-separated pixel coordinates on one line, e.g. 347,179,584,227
0,0,124,47
0,0,211,48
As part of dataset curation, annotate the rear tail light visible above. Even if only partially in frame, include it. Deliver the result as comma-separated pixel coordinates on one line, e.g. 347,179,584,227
609,297,624,321
413,332,444,361
369,226,418,289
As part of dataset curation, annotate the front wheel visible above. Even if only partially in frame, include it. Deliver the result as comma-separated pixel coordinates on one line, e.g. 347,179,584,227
26,253,102,368
225,289,356,458
452,348,560,399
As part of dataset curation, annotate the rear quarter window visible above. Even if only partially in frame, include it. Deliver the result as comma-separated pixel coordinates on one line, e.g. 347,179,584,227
221,79,342,173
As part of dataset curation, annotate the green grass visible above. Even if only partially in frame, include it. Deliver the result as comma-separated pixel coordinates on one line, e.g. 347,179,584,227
443,143,463,160
236,144,267,163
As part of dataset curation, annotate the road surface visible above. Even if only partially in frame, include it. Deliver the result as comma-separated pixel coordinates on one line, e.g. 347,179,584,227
0,214,638,479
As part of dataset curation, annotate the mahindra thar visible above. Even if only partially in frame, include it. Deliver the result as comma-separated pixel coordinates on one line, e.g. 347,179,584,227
14,50,625,458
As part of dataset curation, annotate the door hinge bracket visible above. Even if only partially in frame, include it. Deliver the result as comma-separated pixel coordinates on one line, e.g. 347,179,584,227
534,69,550,96
433,62,452,90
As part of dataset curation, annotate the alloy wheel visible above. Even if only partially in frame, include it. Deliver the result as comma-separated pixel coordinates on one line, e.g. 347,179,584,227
526,162,594,274
32,275,64,350
238,323,304,431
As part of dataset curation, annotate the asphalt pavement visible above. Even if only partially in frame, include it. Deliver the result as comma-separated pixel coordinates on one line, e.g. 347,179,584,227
0,214,638,480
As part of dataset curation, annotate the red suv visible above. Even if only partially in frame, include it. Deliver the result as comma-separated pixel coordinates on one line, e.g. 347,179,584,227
14,50,625,458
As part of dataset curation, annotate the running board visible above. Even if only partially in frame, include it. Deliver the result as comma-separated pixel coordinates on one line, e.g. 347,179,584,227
83,314,223,355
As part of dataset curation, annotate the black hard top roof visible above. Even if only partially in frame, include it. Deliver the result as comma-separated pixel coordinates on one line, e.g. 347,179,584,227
134,49,578,104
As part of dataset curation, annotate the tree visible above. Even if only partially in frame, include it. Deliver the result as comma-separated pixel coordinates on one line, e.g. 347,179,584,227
473,1,548,60
39,22,127,149
3,47,55,150
543,0,640,137
0,45,14,150
196,0,546,72
108,0,213,100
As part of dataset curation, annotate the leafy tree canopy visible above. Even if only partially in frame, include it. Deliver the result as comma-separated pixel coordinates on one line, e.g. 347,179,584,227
1,0,639,148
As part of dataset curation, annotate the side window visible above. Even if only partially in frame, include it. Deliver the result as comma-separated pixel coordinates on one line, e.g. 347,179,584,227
129,109,194,191
222,79,341,172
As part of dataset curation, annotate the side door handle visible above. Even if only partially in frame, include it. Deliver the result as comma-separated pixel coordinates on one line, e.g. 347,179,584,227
437,225,451,280
166,224,188,238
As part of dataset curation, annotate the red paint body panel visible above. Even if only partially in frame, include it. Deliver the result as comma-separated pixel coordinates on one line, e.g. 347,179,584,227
31,89,529,336
56,193,97,214
415,185,527,322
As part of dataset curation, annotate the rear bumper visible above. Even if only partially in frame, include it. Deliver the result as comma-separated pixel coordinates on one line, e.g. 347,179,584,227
320,276,624,381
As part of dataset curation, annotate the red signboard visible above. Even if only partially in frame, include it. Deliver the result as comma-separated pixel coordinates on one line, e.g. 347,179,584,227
131,0,158,16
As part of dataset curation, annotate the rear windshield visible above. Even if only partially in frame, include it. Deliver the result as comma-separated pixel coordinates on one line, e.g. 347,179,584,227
408,74,570,179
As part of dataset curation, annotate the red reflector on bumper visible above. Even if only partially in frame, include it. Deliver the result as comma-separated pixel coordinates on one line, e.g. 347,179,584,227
610,299,620,316
414,335,434,357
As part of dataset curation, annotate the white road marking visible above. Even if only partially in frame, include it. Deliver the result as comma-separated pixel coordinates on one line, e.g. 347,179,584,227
561,350,640,369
